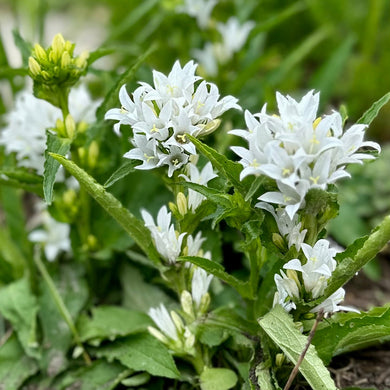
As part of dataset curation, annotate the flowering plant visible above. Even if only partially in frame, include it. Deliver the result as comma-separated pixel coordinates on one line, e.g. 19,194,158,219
1,9,390,390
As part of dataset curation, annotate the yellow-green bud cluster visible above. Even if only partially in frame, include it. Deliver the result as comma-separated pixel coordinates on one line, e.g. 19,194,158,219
28,33,89,108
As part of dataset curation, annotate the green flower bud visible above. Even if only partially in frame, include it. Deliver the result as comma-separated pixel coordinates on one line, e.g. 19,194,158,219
51,33,65,62
65,114,76,139
275,353,285,367
61,51,71,68
180,290,195,320
33,44,47,62
176,192,188,216
87,141,99,169
28,57,41,76
272,232,287,252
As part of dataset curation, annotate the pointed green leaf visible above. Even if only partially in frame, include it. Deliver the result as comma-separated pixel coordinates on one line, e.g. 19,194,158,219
77,306,153,344
0,276,40,359
178,256,254,299
0,334,39,390
104,159,139,188
48,153,160,264
357,91,390,125
12,29,32,65
187,135,244,191
259,305,337,390
87,47,115,66
43,132,71,204
312,306,390,365
96,334,180,379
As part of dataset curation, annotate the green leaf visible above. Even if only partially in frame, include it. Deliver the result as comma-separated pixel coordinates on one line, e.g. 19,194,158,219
187,135,244,192
0,168,42,184
259,305,337,390
0,276,40,359
12,29,32,65
48,153,161,265
104,159,139,188
43,132,71,205
0,334,39,390
120,264,175,311
178,256,254,299
96,45,156,120
357,91,390,124
200,367,238,390
54,360,130,390
255,363,275,390
87,47,115,66
96,333,180,379
78,305,153,344
38,264,89,376
0,175,44,196
312,306,390,365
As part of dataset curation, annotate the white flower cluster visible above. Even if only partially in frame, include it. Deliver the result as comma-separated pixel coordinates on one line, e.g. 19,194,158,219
274,239,357,314
105,60,240,177
141,205,212,264
193,17,255,76
28,203,71,261
231,91,381,219
0,84,100,176
176,0,218,29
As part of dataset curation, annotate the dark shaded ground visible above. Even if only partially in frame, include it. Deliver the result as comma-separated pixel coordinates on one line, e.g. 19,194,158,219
328,256,390,390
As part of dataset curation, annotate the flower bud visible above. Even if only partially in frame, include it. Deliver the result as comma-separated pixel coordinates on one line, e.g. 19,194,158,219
87,234,98,251
51,33,65,62
170,311,184,334
275,353,285,367
63,189,77,206
180,290,195,319
88,141,99,169
28,57,41,76
75,50,89,69
33,44,47,62
198,292,211,314
272,232,287,252
286,269,300,289
176,192,187,216
148,326,169,344
61,51,71,68
184,328,196,350
55,118,66,137
65,114,76,139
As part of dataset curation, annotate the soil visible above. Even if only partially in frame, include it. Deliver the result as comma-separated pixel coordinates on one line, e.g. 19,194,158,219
327,255,390,390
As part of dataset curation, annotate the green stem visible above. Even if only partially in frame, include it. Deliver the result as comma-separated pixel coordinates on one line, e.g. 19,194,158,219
34,250,91,365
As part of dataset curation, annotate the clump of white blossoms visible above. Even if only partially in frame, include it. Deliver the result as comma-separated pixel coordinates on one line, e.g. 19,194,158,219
274,239,356,314
142,205,210,264
231,90,381,219
175,0,217,29
105,60,240,177
0,84,100,175
193,17,255,77
28,203,71,261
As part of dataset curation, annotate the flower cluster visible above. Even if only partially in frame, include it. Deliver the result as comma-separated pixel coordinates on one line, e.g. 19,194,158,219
148,264,213,354
193,17,255,76
274,239,356,314
28,203,71,261
231,91,381,219
0,84,100,175
105,60,240,177
29,33,89,108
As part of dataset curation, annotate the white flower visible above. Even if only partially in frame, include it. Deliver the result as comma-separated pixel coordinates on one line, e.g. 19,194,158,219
257,203,307,251
216,17,255,60
231,90,380,218
180,162,217,211
28,209,71,261
192,42,219,77
191,266,213,307
141,205,186,263
148,304,179,341
105,60,240,177
311,288,359,314
176,0,217,29
0,84,100,175
284,239,337,298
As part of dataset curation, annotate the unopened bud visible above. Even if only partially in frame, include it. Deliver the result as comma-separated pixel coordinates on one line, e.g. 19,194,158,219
65,114,76,139
78,147,86,162
286,269,300,288
275,353,285,367
88,141,99,169
61,51,71,68
63,189,76,206
184,328,195,350
28,57,41,76
87,234,98,250
41,70,51,81
33,44,47,62
75,50,89,68
148,326,169,344
168,202,178,215
55,118,66,137
272,233,287,252
51,33,65,62
176,192,187,216
180,290,195,319
201,118,221,136
170,311,184,334
198,292,210,314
